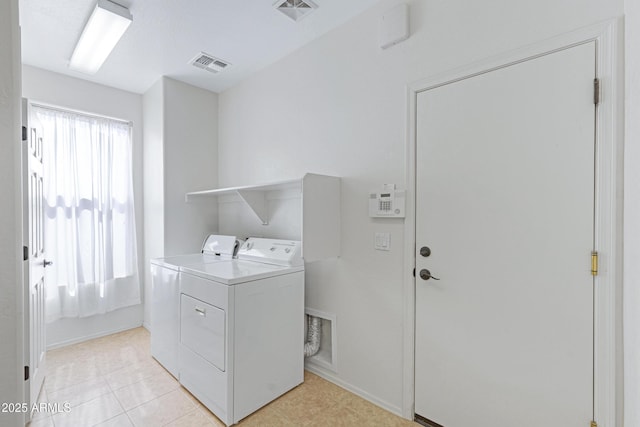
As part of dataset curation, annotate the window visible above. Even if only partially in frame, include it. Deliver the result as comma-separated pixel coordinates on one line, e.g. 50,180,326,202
35,105,140,320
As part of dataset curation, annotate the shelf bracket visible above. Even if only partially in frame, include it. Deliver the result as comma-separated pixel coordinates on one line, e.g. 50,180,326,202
236,190,269,225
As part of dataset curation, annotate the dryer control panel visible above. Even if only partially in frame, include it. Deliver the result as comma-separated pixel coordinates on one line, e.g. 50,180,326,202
237,238,303,266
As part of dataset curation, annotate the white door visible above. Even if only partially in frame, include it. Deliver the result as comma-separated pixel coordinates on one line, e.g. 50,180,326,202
22,100,47,414
415,43,596,427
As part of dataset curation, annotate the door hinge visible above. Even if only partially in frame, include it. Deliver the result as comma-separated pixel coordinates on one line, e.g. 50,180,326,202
591,251,599,276
24,365,29,381
591,421,598,427
594,78,600,105
23,246,28,261
413,268,416,277
22,126,27,141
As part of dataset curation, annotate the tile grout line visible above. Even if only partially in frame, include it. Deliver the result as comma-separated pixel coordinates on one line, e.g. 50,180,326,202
123,411,136,427
193,405,222,426
159,407,201,427
51,392,124,427
117,380,183,413
123,387,198,426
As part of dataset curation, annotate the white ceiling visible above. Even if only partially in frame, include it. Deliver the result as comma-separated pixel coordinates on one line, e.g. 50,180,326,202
19,0,381,94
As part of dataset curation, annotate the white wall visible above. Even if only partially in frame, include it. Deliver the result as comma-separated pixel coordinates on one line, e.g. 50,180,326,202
624,2,640,426
142,76,218,328
163,77,219,255
142,79,164,329
0,0,23,425
218,0,624,415
21,65,145,348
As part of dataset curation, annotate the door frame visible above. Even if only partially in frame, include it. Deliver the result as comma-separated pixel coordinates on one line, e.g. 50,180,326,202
402,18,622,426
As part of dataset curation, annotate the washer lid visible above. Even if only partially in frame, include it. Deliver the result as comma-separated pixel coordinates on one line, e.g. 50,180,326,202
202,234,240,256
180,260,304,285
151,253,233,269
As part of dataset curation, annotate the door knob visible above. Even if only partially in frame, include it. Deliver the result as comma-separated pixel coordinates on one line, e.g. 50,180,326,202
43,259,53,267
419,246,431,257
419,269,440,281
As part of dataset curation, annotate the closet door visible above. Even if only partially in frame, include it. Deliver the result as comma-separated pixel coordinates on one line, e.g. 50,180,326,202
415,43,596,427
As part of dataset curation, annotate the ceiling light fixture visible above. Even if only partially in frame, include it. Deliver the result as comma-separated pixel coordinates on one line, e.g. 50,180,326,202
274,0,318,22
69,0,132,74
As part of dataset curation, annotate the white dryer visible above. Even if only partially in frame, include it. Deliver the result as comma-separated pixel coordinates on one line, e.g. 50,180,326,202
178,238,305,426
150,235,242,378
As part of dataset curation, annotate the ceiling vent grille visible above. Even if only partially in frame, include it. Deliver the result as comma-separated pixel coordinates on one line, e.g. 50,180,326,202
274,0,318,21
189,52,231,74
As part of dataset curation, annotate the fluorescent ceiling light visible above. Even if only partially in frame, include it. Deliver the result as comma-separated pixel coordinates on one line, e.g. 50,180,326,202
69,0,132,74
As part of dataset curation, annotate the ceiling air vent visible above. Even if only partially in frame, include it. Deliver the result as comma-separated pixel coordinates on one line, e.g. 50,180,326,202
274,0,318,22
189,52,231,74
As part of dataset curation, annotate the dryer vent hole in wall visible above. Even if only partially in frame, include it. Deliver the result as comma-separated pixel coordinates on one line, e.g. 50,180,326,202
304,315,321,357
304,309,337,372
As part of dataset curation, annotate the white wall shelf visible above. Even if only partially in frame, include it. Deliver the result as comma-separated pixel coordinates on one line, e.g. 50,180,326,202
186,173,341,261
186,178,299,225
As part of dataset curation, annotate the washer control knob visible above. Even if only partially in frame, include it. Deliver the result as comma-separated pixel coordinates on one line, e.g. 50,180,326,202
285,248,291,253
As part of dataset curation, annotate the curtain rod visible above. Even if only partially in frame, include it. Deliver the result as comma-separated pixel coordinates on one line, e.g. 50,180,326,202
30,102,133,126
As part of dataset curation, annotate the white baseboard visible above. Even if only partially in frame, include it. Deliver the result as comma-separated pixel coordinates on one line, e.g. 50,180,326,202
47,321,143,350
304,365,406,420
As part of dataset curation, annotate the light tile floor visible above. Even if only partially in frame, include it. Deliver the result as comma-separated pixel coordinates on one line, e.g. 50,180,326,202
29,328,416,427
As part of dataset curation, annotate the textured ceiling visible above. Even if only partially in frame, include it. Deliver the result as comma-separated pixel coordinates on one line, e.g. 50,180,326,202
19,0,381,94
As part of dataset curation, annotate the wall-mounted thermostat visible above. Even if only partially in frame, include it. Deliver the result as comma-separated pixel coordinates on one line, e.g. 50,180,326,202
369,184,405,218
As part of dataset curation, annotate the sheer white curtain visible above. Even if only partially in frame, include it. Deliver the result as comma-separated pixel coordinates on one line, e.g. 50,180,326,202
35,106,140,322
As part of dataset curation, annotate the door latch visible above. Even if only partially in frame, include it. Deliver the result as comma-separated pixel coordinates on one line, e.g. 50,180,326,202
419,269,440,281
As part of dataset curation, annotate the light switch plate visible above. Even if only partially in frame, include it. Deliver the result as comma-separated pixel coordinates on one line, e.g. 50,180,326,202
374,232,390,251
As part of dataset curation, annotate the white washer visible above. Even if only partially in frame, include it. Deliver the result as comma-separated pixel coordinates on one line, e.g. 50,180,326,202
178,238,305,426
150,235,242,378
